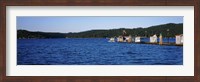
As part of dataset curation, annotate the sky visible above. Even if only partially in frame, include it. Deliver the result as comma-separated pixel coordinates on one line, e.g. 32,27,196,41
17,16,183,33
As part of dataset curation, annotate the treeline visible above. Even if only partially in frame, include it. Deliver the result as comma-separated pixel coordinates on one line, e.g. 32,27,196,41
17,30,66,39
65,23,183,38
17,23,183,39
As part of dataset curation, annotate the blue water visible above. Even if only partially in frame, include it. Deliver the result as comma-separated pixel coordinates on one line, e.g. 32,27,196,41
141,38,175,43
17,38,183,65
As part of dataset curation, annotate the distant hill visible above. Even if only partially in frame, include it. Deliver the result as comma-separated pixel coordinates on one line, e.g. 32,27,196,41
17,30,66,39
17,23,183,39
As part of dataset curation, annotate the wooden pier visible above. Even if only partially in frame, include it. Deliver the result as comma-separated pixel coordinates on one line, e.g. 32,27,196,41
111,30,183,46
130,42,183,46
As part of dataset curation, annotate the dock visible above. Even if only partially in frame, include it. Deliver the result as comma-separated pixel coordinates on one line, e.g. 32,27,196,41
117,41,183,46
110,30,183,46
134,42,183,46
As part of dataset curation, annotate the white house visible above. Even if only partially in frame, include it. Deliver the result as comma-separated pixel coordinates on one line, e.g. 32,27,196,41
117,35,133,43
176,34,183,44
135,37,141,42
126,35,133,43
150,34,157,43
117,36,124,42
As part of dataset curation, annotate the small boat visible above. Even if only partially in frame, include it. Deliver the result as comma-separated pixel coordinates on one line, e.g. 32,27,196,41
108,37,115,42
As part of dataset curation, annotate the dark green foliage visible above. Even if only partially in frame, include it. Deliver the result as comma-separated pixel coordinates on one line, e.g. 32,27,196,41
65,23,183,38
17,30,66,39
17,23,183,39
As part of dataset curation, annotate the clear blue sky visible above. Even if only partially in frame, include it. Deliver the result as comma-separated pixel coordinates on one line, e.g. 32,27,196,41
17,16,183,33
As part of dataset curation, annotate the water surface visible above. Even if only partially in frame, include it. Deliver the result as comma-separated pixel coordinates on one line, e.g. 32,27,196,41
17,38,183,65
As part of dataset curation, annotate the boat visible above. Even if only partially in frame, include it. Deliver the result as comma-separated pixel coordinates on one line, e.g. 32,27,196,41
108,37,115,42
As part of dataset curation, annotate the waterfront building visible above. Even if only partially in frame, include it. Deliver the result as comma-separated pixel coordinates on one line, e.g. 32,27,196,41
135,37,141,42
150,34,157,43
176,34,183,44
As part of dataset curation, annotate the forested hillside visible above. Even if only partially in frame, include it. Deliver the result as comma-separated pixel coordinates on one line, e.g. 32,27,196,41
17,23,183,39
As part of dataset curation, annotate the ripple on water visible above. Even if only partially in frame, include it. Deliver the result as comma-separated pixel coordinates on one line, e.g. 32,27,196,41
17,38,183,65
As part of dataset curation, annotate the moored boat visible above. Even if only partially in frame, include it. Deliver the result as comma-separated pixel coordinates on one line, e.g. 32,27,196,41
108,37,115,42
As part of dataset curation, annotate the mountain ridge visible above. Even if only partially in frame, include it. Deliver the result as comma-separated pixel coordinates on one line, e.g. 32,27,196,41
17,23,183,39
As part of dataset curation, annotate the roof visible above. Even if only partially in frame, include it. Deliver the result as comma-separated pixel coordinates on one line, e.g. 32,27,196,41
176,34,183,36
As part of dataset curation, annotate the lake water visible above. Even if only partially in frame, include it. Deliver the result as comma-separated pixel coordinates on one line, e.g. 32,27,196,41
17,38,183,65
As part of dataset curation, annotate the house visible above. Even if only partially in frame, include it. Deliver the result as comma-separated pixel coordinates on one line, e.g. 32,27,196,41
117,30,132,42
135,37,141,42
176,34,183,44
117,35,133,43
117,36,124,42
125,35,132,43
150,34,157,43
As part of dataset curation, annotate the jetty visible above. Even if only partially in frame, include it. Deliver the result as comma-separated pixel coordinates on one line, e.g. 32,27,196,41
134,42,183,46
108,30,183,46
